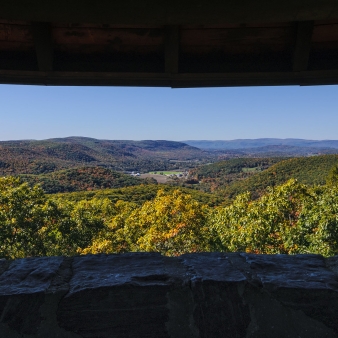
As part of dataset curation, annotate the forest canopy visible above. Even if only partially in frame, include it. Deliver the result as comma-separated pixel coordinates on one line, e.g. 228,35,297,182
1,176,338,259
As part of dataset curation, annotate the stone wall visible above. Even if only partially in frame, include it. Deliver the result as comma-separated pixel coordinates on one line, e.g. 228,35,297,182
0,253,337,337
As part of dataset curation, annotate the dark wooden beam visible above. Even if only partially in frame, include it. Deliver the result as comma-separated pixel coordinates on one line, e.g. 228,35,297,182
165,26,180,74
2,69,338,87
1,1,338,25
31,22,53,72
293,21,314,72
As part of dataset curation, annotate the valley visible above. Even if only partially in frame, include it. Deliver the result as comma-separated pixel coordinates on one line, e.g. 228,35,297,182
2,136,338,201
1,136,338,259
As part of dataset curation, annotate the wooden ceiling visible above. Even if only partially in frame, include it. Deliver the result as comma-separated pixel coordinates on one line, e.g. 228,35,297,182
1,0,338,87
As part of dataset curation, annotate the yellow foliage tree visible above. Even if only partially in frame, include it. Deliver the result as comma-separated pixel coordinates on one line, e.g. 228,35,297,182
81,190,211,256
130,190,211,256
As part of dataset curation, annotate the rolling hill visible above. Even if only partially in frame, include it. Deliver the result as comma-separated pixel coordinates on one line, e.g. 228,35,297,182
188,157,286,192
220,154,338,199
19,167,156,194
187,154,338,199
54,183,225,207
0,137,208,175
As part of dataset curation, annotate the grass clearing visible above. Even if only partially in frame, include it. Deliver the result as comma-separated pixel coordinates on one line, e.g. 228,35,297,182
148,171,183,175
242,167,261,173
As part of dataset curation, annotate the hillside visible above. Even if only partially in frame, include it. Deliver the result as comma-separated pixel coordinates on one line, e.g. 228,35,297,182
0,137,208,175
221,154,338,199
54,183,224,207
189,157,286,192
19,167,155,194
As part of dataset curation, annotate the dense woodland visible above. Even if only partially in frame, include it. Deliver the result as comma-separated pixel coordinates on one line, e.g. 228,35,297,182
1,137,338,259
190,155,338,198
19,167,157,193
189,157,285,193
220,155,338,198
1,173,338,259
54,183,224,207
0,137,208,175
1,137,336,176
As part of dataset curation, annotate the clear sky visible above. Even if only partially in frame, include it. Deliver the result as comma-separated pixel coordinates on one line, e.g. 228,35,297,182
0,84,337,141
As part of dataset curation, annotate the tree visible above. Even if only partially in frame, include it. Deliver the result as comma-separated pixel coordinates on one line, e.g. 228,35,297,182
131,190,211,256
210,179,310,254
297,185,338,256
326,165,338,187
0,177,49,258
49,198,115,256
79,200,138,255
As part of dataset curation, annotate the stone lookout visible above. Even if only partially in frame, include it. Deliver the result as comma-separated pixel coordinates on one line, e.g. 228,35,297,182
1,1,338,336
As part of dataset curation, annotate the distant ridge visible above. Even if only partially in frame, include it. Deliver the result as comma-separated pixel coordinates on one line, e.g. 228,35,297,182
183,139,338,150
0,137,206,175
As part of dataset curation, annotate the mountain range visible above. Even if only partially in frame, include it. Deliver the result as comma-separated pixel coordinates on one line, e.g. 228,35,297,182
184,138,338,150
1,137,338,177
0,137,207,175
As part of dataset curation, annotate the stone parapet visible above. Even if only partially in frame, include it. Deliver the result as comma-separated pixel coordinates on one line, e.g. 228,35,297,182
0,253,337,337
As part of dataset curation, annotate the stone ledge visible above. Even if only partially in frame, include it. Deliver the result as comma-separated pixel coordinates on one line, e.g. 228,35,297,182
0,253,337,337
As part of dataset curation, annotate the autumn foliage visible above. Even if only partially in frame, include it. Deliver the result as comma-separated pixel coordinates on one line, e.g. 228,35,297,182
1,176,338,259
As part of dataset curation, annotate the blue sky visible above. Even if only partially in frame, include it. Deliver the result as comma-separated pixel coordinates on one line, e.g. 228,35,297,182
0,84,337,141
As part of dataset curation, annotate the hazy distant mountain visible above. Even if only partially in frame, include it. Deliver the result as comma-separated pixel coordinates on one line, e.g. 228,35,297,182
217,145,338,157
183,139,338,150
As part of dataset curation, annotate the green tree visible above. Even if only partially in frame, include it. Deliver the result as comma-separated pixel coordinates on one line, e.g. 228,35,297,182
79,200,138,255
0,177,49,258
47,198,115,256
297,185,338,256
210,179,310,254
326,165,338,187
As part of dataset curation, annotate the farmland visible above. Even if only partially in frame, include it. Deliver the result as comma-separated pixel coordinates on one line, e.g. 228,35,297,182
148,171,183,175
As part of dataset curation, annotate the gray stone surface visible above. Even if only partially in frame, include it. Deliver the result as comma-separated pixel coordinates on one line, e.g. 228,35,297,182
0,256,64,295
58,253,185,338
0,253,337,337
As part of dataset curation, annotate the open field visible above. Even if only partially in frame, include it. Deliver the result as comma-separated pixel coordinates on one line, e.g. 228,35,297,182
140,174,168,183
242,167,261,173
148,171,183,175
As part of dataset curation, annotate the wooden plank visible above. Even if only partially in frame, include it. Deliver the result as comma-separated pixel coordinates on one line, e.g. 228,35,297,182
31,22,53,71
183,23,293,29
53,23,162,29
54,44,162,54
0,23,32,42
165,26,179,74
1,69,338,87
1,0,338,25
53,27,163,46
181,26,295,55
293,21,314,71
0,41,34,52
312,23,338,42
181,27,293,46
311,22,338,51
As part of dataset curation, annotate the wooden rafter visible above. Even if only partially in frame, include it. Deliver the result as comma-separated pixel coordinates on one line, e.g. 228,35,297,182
293,21,314,72
165,26,180,74
2,69,338,87
31,22,54,71
1,1,338,25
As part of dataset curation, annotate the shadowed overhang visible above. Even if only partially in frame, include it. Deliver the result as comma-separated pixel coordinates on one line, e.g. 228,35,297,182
1,0,338,87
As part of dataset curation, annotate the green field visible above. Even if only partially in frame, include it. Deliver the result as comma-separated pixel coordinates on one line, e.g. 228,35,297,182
148,171,183,175
242,167,261,173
